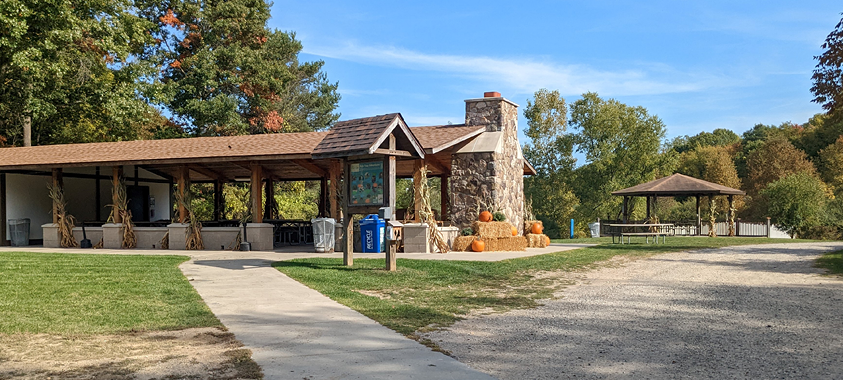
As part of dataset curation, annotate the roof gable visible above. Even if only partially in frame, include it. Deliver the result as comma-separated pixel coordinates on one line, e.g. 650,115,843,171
312,113,425,159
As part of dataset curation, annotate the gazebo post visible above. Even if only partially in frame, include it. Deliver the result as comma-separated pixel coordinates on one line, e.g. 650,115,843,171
0,173,6,246
95,167,101,222
250,163,263,223
622,196,629,223
328,159,341,219
264,178,274,220
342,159,352,266
177,166,188,223
213,180,223,221
646,196,651,221
52,168,63,224
440,175,449,222
412,159,424,222
695,195,701,236
319,177,328,217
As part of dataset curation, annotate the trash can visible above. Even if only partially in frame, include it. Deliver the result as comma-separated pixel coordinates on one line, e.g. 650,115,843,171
359,214,385,253
9,218,31,247
311,217,336,253
588,221,600,238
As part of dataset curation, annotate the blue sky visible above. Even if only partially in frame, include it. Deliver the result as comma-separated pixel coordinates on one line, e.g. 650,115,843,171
269,1,841,142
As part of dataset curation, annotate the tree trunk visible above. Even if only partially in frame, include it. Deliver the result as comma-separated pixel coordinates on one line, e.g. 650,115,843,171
23,115,31,147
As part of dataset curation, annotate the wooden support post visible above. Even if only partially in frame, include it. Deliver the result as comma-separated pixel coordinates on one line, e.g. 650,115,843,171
52,168,63,224
0,173,6,246
250,163,263,224
329,160,341,219
134,166,139,187
646,196,651,220
342,159,353,266
213,180,223,221
386,135,397,213
95,167,101,222
177,166,188,223
319,177,328,217
169,177,175,221
695,195,701,236
386,239,397,271
111,166,122,224
728,195,735,237
264,178,274,220
622,196,629,223
412,159,424,222
440,175,449,221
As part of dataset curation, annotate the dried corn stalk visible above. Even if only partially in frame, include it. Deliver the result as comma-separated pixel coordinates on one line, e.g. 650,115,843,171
160,231,169,250
47,183,78,248
417,165,449,253
108,179,136,249
176,187,204,250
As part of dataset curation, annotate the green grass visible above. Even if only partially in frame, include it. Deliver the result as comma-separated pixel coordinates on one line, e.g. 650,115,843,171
816,250,843,275
275,236,811,337
0,252,221,334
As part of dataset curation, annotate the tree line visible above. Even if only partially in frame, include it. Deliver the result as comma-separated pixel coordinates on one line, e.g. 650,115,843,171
524,14,843,239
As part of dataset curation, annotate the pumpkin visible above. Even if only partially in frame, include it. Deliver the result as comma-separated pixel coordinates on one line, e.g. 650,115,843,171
544,235,551,246
479,211,493,222
471,239,485,252
511,225,518,236
531,222,544,235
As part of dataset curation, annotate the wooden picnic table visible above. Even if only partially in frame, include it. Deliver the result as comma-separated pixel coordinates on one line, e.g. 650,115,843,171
607,223,674,244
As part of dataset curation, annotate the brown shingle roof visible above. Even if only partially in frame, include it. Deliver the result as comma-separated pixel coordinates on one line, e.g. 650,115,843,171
0,132,327,170
612,173,745,196
410,124,485,153
312,113,425,159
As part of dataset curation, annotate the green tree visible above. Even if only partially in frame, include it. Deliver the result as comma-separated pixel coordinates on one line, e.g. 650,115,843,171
522,89,578,237
812,14,843,115
762,172,831,238
819,136,843,193
568,92,667,221
670,128,740,153
0,0,159,146
139,0,340,135
678,145,743,212
745,137,818,196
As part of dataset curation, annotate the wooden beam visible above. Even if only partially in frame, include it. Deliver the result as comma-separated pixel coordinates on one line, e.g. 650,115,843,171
264,178,274,220
250,162,263,223
95,167,101,222
423,155,449,175
213,180,223,221
177,165,188,223
319,177,328,217
386,135,396,213
342,159,352,266
111,166,122,224
329,160,341,219
412,159,424,222
292,159,327,177
0,173,6,246
189,164,227,182
372,148,413,157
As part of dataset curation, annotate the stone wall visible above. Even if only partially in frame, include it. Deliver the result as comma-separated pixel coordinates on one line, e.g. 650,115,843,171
450,95,525,233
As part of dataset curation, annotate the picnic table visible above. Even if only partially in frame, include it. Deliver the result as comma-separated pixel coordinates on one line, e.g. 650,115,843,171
607,223,674,244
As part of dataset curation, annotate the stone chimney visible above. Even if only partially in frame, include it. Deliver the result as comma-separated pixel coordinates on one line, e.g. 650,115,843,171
450,92,526,233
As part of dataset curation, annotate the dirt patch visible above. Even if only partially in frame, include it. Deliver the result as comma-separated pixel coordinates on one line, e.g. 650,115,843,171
0,327,263,379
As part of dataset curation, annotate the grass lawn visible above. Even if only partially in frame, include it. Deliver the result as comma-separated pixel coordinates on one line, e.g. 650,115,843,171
816,250,843,275
275,237,811,339
0,252,221,334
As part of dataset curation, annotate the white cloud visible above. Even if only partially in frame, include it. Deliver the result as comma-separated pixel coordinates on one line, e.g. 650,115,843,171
305,42,737,97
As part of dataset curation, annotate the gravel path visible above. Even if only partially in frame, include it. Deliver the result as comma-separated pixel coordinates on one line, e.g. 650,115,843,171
425,242,843,379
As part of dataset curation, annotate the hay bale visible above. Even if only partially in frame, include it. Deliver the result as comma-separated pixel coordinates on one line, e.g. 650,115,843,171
472,221,512,239
485,236,528,251
452,235,476,251
525,220,544,234
526,233,549,248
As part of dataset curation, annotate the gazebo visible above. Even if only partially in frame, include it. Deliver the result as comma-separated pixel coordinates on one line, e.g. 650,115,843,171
611,173,746,236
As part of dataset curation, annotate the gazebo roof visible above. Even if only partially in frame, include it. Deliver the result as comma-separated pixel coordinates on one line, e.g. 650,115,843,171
611,173,745,197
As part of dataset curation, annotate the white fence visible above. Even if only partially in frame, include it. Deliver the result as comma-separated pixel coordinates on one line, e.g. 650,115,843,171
600,219,790,238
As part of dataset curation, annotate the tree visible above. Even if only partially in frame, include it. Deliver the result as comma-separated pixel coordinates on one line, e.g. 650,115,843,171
670,128,740,153
678,145,743,212
138,0,340,135
0,0,160,146
522,89,578,237
745,137,818,196
811,14,843,115
568,92,667,221
819,136,843,193
762,172,831,238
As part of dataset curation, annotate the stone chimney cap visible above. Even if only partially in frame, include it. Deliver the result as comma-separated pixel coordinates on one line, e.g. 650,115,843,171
484,91,501,98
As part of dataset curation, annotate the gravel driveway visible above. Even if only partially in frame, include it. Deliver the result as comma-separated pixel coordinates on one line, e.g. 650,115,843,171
425,242,843,379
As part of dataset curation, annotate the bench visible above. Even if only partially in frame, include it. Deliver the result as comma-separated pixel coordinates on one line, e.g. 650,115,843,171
615,232,668,244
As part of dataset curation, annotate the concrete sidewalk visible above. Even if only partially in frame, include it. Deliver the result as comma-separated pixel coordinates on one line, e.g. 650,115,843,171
180,254,495,379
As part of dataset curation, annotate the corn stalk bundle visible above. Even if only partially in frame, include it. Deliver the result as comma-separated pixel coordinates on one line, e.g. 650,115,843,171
109,180,136,249
47,184,78,248
176,188,204,250
708,196,717,237
417,165,449,253
159,231,169,250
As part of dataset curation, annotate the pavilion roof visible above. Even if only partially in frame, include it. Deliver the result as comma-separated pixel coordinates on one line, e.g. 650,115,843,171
611,173,745,196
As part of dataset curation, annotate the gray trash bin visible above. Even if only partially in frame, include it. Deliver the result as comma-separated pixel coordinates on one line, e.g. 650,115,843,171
311,217,336,253
9,218,31,247
588,222,600,238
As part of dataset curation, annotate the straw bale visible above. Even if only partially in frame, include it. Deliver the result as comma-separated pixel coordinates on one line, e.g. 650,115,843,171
525,220,544,233
526,233,549,248
484,236,527,252
472,221,512,239
452,235,477,252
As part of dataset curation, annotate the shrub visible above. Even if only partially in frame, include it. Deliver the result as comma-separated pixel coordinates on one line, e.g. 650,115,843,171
762,172,831,237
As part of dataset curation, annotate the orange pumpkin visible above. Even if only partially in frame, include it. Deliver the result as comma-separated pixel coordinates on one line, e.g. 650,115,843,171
471,239,486,252
479,211,493,222
544,235,551,246
531,222,543,235
511,225,518,236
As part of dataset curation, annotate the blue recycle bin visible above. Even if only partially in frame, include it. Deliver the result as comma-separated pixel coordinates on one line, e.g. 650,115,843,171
359,214,385,253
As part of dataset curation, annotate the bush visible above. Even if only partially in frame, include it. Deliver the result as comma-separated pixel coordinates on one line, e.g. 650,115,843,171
799,226,843,240
762,172,831,237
